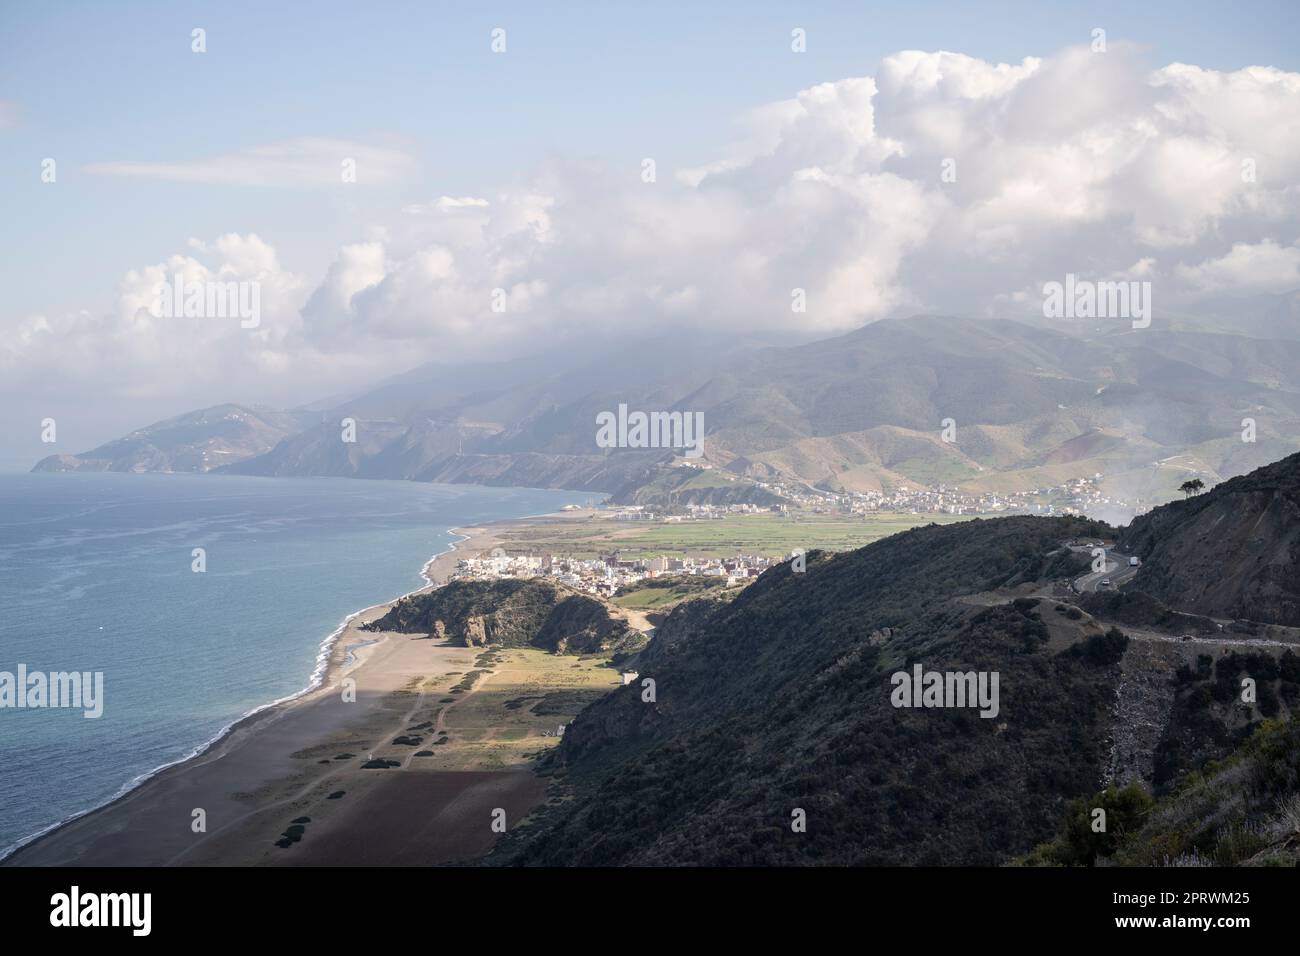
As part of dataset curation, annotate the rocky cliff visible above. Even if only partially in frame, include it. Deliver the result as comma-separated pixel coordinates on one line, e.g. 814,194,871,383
366,578,646,656
1120,451,1300,626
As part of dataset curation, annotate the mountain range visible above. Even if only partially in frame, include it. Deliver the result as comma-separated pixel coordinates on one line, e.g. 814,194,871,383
34,313,1300,512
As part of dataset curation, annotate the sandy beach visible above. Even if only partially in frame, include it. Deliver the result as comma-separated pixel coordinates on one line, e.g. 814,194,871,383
4,512,617,867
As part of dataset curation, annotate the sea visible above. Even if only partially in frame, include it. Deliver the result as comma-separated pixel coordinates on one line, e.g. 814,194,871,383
0,471,581,859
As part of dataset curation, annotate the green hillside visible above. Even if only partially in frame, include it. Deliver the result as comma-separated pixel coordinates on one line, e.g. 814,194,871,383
494,515,1119,865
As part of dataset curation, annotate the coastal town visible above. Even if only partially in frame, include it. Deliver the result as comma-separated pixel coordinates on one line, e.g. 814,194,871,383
629,467,1134,520
451,547,777,596
827,473,1133,518
448,471,1143,597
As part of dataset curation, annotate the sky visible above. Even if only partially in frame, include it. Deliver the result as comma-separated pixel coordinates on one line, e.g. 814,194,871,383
2,0,1299,467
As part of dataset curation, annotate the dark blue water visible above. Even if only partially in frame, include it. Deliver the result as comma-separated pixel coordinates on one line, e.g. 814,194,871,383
0,472,578,858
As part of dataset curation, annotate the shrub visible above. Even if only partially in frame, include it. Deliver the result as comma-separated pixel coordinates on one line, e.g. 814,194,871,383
1056,783,1154,865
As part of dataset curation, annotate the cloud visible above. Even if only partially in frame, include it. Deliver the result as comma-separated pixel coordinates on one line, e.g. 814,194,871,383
1176,240,1300,293
84,137,415,186
8,45,1300,426
0,99,18,129
3,235,312,402
305,44,1298,358
402,196,491,214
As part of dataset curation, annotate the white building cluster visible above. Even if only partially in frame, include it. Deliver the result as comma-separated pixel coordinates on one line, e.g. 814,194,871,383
453,549,776,596
805,474,1133,518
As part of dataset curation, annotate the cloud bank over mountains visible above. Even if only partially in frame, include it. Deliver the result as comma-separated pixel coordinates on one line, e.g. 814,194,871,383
6,44,1299,418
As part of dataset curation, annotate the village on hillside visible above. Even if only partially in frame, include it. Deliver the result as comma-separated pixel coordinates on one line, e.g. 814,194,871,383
627,467,1133,520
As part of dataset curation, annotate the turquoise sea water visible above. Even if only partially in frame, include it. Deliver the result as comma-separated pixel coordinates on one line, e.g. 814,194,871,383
0,472,579,859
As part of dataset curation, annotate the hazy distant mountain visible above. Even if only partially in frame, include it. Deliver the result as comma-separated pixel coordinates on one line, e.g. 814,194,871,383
30,404,312,474
33,316,1300,508
1175,289,1300,341
700,316,1300,499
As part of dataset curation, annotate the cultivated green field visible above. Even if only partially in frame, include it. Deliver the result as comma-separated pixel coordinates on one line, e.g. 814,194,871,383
611,576,731,610
495,511,972,560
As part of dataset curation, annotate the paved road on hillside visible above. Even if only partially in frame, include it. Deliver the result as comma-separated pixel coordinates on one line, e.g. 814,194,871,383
1071,544,1140,593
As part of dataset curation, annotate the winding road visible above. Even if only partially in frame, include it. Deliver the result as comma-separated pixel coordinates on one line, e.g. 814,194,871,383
1071,544,1140,593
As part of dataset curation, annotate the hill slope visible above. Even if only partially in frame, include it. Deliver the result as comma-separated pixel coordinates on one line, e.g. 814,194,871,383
496,515,1125,865
492,452,1300,866
1120,451,1300,626
30,404,310,473
1025,714,1300,867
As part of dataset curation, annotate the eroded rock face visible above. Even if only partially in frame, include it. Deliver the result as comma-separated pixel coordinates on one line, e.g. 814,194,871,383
462,615,489,646
1121,452,1300,627
367,578,645,656
1104,641,1178,789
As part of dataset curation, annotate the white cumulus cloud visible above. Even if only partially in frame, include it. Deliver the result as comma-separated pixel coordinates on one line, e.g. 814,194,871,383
8,44,1300,426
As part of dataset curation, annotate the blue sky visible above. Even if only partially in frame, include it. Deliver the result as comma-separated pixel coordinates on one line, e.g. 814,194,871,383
2,1,1299,467
3,0,1297,318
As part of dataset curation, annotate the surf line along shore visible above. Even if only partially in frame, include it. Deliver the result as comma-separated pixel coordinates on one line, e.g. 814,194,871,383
2,511,593,867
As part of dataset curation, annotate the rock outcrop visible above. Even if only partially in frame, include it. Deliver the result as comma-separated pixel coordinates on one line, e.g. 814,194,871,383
367,578,646,656
1120,451,1300,626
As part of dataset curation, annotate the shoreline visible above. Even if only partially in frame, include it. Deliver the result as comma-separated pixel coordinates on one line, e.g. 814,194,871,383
1,508,572,866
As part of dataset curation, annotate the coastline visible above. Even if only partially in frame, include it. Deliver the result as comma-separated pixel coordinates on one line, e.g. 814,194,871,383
1,509,574,867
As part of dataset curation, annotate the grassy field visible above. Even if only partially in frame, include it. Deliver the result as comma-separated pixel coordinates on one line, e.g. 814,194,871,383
611,576,732,610
417,648,620,771
495,511,972,560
